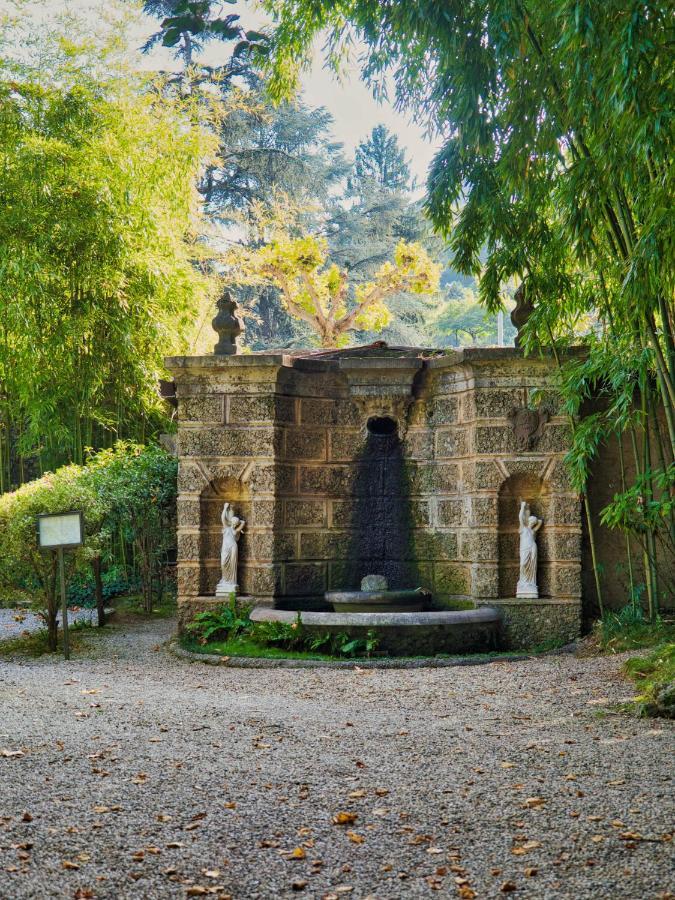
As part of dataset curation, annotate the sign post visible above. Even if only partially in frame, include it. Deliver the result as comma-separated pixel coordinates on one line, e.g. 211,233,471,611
37,512,83,660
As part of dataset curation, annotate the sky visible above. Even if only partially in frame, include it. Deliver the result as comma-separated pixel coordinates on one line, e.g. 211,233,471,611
5,0,440,191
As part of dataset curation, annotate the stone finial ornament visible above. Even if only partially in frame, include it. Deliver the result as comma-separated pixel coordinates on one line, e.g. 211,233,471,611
517,500,542,599
215,502,245,597
511,282,534,349
508,405,550,451
212,289,243,355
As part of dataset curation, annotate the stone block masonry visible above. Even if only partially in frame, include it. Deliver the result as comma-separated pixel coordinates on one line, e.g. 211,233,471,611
166,346,583,649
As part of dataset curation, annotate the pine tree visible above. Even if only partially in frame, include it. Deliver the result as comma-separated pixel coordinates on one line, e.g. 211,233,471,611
353,125,411,191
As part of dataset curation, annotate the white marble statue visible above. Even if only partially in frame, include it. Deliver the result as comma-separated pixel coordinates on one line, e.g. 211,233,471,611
215,502,245,597
516,499,542,599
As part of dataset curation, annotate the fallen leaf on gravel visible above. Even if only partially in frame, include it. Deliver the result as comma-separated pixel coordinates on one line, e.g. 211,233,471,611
62,860,80,870
607,779,625,786
522,797,546,809
374,788,389,796
426,847,443,854
347,832,364,844
291,880,308,891
81,689,101,695
73,890,94,899
525,867,538,877
287,847,306,860
131,774,148,784
520,840,542,851
186,887,209,896
332,812,358,825
166,842,184,849
334,888,353,894
348,790,366,799
157,814,172,822
203,869,220,878
500,762,516,769
501,881,517,893
223,802,236,809
458,888,476,899
1,749,24,758
21,812,33,822
409,834,431,845
145,847,161,855
619,832,643,841
591,835,604,843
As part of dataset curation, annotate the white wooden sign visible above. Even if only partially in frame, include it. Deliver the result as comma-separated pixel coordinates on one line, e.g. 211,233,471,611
37,512,83,549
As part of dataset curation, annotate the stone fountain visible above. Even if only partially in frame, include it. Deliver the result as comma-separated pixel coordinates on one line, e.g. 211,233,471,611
166,300,584,653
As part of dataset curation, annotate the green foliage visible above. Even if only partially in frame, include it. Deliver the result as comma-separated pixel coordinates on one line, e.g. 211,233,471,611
595,604,674,654
430,282,516,347
251,618,379,657
187,596,252,643
0,461,102,649
229,232,440,347
250,612,305,649
0,442,177,646
353,124,411,191
85,443,178,613
66,564,141,608
0,7,218,487
187,607,381,658
624,644,675,719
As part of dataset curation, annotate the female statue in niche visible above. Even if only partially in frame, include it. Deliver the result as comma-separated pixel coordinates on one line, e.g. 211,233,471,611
215,502,245,597
516,499,542,599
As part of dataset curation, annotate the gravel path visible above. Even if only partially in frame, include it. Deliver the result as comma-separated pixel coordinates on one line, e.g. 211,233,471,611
0,620,672,900
0,607,99,640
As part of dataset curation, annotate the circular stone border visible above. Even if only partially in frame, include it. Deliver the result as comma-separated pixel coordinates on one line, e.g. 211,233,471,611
168,639,578,670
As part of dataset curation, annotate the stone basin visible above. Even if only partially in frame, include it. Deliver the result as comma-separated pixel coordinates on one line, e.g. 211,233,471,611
250,606,503,656
325,587,431,613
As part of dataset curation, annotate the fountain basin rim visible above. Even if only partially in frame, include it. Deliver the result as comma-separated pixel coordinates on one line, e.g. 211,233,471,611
326,588,429,604
250,606,502,628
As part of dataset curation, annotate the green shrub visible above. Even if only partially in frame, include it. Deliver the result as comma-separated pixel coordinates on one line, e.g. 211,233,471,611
0,463,102,649
66,565,141,607
624,644,675,718
0,442,177,647
595,603,674,653
187,596,252,643
85,443,177,614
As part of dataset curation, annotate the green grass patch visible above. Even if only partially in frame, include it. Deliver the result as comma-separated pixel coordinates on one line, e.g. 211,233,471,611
182,635,340,661
595,602,675,653
624,643,675,718
181,636,557,663
0,621,94,659
113,592,177,619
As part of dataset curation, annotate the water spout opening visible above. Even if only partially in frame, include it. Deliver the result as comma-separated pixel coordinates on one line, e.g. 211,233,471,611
366,415,398,437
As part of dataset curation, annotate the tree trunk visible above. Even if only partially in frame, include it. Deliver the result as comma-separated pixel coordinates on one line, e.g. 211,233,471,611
92,556,105,627
46,588,58,652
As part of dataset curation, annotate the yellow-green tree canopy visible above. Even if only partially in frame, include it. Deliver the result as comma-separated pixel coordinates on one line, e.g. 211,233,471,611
0,9,218,486
229,235,440,347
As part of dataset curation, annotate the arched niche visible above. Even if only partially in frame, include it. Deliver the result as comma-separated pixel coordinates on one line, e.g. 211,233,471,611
498,473,552,598
198,477,251,594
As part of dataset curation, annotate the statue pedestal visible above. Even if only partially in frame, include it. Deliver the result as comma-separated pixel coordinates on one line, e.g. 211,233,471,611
215,580,238,598
516,580,538,600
